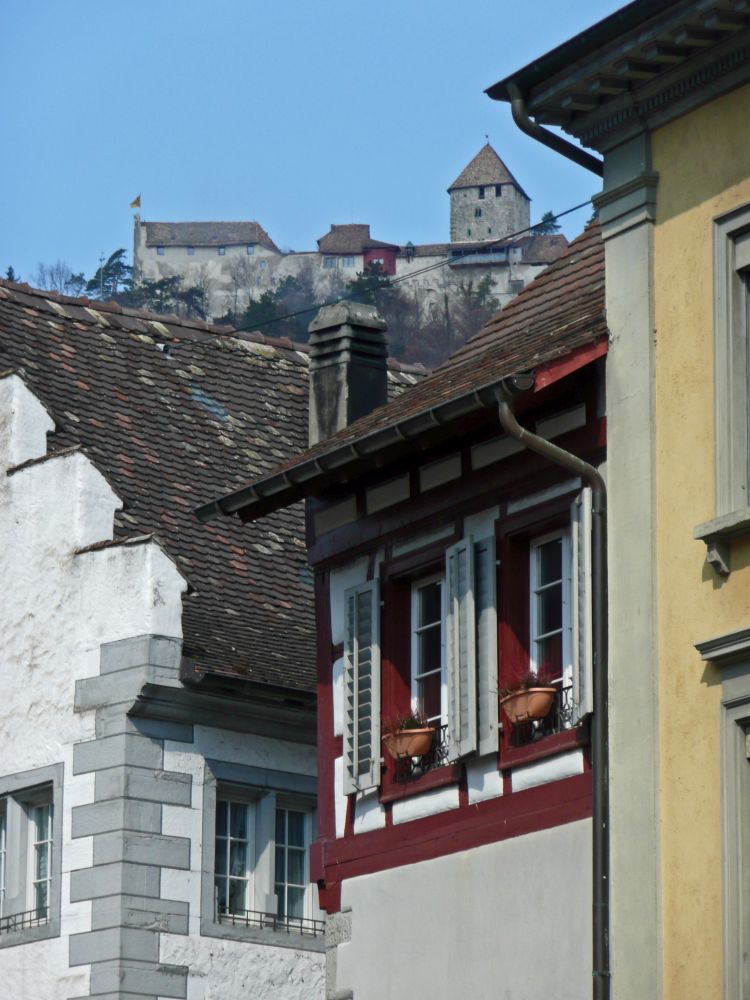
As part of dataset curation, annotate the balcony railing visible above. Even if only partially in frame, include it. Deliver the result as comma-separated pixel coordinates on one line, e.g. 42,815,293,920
0,907,49,934
509,684,575,748
393,723,450,782
217,907,325,938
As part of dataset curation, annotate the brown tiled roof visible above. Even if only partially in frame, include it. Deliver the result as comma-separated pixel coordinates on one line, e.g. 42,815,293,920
448,144,528,198
144,221,280,253
317,224,400,255
206,223,605,520
0,281,421,690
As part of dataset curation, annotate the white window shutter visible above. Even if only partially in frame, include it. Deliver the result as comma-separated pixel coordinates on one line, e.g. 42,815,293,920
474,536,499,756
342,580,381,794
446,539,477,758
571,489,594,723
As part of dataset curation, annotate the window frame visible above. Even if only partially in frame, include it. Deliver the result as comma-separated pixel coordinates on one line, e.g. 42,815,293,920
214,787,255,919
410,571,447,726
0,764,62,949
200,761,323,951
246,244,255,255
529,527,573,690
713,204,750,516
187,246,195,256
156,245,165,256
218,246,226,256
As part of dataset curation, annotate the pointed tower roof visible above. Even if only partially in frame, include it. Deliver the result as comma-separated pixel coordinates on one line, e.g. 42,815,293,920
448,143,529,198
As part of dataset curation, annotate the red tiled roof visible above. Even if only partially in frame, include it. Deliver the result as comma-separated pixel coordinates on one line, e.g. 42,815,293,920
207,223,606,519
0,281,421,689
317,224,399,255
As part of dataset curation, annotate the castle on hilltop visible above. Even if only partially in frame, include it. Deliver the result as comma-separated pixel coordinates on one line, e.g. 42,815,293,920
133,144,566,324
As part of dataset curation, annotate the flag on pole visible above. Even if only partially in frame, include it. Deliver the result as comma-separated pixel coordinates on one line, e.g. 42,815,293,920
130,194,141,209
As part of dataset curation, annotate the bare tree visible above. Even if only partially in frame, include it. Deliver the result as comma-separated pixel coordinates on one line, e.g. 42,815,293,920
226,256,254,316
192,263,215,319
33,259,86,297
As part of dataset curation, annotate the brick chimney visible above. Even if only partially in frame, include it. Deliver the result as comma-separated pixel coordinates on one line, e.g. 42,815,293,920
307,302,388,446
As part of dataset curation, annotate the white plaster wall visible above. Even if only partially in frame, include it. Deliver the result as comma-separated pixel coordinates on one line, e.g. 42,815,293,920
160,728,323,1000
159,932,324,1000
336,820,592,1000
0,375,187,999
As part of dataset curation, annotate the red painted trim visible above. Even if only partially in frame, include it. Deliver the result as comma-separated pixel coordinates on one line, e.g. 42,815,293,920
500,724,590,770
534,337,608,391
314,570,336,844
380,763,463,804
323,772,591,890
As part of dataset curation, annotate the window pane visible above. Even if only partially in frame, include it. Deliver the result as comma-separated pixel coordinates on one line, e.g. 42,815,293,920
536,633,562,681
538,538,562,585
538,583,563,635
215,876,227,912
275,809,286,844
275,846,285,882
35,880,48,913
229,802,247,840
418,582,441,626
288,848,305,885
418,626,441,673
287,886,305,918
215,839,227,876
216,800,228,837
36,843,49,880
287,811,305,847
418,670,441,720
227,878,247,913
229,840,247,877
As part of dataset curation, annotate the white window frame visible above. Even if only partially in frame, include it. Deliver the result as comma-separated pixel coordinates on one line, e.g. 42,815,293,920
200,762,322,950
0,802,6,918
0,764,62,948
410,572,447,726
343,256,355,268
529,527,573,691
323,256,337,269
274,802,315,923
214,789,255,918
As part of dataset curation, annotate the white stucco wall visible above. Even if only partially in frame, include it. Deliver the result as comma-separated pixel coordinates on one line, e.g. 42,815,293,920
0,374,187,998
335,819,592,1000
160,727,324,1000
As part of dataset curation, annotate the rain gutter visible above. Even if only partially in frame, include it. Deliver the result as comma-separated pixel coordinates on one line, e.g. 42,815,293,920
506,81,603,177
497,378,609,1000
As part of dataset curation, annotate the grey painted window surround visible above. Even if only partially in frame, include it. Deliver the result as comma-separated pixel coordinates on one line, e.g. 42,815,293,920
200,760,323,952
713,204,750,516
696,629,750,999
0,763,63,949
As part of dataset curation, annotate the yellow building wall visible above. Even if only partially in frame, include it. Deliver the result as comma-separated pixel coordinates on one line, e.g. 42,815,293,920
652,82,750,1000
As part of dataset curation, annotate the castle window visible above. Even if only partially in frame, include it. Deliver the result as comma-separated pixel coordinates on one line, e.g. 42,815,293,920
343,257,355,268
323,257,337,270
467,229,471,237
187,247,194,256
157,246,165,256
218,247,226,256
259,260,267,270
475,208,482,219
495,185,502,197
246,246,254,255
478,186,485,200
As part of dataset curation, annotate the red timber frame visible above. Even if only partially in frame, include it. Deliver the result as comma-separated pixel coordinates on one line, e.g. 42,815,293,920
310,357,604,913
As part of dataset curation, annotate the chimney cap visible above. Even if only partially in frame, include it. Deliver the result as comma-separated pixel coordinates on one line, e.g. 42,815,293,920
308,301,387,335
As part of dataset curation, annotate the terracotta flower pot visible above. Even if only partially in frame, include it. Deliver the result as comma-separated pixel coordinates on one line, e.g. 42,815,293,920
382,727,436,759
500,687,557,725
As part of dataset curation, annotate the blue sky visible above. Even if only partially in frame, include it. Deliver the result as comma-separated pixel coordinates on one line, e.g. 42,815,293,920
1,1,624,283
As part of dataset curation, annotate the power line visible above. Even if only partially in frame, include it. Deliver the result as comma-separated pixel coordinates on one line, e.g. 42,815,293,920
232,198,594,335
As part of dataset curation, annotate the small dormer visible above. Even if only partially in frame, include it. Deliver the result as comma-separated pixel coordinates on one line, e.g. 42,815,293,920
448,144,530,243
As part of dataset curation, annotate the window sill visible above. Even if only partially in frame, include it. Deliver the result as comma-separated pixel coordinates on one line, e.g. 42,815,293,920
380,762,463,804
0,916,58,950
501,723,589,770
201,914,326,952
694,508,750,576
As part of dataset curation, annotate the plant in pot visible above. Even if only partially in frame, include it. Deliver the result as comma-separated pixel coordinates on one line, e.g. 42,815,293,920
499,671,558,726
381,710,436,760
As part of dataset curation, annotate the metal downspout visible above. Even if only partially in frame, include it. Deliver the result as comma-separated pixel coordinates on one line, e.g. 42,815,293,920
506,82,604,177
496,388,610,1000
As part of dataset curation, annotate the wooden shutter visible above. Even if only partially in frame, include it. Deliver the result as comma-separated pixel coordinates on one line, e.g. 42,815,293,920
571,489,594,723
446,539,477,758
342,580,381,794
474,536,499,756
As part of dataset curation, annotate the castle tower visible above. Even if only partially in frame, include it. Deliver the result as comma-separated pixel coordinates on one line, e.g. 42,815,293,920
448,144,530,243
